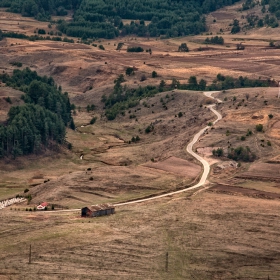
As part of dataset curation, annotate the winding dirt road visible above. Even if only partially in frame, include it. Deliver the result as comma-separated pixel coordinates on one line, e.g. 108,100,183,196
36,91,222,212
114,91,222,206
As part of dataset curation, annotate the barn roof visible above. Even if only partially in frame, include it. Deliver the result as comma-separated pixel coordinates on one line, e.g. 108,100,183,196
89,205,102,211
40,202,48,207
88,204,115,212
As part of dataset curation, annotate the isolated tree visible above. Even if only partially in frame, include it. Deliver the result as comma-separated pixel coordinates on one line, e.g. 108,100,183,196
114,74,125,83
90,117,97,124
116,42,124,50
145,124,154,133
231,19,241,34
140,74,147,81
126,67,134,76
152,71,158,78
256,124,263,132
159,80,166,92
69,118,75,130
0,29,3,41
178,43,189,52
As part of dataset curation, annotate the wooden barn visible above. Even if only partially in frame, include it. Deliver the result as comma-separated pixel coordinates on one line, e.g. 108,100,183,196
81,204,115,218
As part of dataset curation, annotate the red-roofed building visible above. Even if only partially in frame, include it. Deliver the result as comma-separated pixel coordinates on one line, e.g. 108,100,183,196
37,202,48,210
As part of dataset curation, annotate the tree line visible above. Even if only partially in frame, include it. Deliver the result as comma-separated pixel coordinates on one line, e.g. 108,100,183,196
207,74,275,91
0,68,74,158
230,0,280,34
170,74,273,91
57,0,241,39
101,72,275,121
205,36,224,45
213,146,256,162
101,71,278,120
0,0,240,38
0,0,82,20
0,29,74,43
2,0,280,38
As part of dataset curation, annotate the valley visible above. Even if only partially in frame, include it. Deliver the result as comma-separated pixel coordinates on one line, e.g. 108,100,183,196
1,0,280,279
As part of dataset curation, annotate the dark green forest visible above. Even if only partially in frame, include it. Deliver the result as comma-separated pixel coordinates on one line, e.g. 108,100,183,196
0,68,74,158
1,0,280,38
0,0,82,20
239,0,280,30
0,0,241,38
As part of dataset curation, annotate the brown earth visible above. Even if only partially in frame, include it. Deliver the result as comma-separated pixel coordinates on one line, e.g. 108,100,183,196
0,4,280,209
209,183,280,200
1,191,280,279
1,3,280,278
22,90,209,206
143,156,201,178
238,162,280,181
0,4,280,205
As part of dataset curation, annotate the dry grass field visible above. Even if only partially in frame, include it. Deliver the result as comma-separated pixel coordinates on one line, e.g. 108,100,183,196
1,1,280,278
1,191,280,279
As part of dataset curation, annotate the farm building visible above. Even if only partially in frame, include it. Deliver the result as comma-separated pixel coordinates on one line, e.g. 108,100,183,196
81,204,115,218
37,202,48,210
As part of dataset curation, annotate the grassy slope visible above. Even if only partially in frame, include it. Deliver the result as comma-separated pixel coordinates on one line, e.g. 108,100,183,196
1,191,280,279
1,2,280,279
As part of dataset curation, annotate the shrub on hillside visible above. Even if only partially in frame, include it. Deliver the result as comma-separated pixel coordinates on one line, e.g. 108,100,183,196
178,43,189,52
228,146,256,162
256,124,263,132
127,46,144,52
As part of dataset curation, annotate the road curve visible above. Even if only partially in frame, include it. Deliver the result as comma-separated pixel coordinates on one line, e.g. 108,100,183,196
114,91,222,207
38,91,222,213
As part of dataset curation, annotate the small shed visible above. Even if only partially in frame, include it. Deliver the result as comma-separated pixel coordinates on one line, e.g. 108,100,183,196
37,202,48,210
81,204,115,218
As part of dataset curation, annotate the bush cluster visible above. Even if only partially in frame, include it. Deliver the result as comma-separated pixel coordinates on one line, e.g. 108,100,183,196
228,146,256,162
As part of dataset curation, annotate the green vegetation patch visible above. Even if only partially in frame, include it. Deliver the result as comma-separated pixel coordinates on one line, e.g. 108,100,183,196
205,36,224,45
228,146,256,162
102,78,158,120
0,68,74,158
101,72,277,121
0,0,240,38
